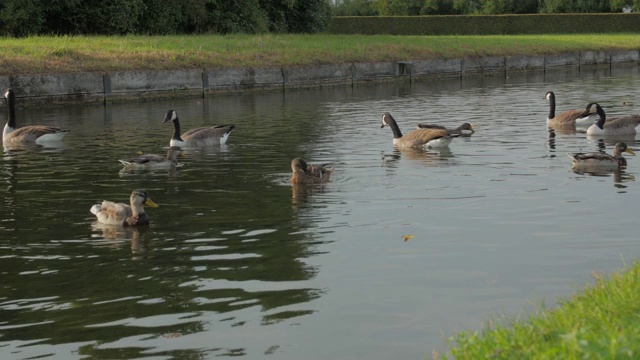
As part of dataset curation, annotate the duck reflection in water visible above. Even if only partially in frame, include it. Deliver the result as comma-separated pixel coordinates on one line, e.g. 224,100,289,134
571,168,635,188
91,224,150,259
291,183,329,205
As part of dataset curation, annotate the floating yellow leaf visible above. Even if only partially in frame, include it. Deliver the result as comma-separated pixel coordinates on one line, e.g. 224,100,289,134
402,234,414,242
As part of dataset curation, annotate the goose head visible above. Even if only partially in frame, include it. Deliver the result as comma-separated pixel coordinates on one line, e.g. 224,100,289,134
381,112,395,129
162,110,178,125
4,88,14,101
459,123,475,133
543,91,555,101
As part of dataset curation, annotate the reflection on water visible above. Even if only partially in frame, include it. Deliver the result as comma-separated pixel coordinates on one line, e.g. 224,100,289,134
2,66,640,359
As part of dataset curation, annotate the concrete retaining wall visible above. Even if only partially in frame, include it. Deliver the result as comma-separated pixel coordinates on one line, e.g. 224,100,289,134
2,49,639,107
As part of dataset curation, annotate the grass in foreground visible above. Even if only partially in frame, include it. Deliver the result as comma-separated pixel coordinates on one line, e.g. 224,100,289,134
436,260,640,359
1,33,640,75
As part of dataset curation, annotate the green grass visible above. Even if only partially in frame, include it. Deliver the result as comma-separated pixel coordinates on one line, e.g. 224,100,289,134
436,260,640,359
1,33,640,75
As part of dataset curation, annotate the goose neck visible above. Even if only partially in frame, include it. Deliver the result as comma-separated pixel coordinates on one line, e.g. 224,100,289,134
172,119,182,141
5,92,15,129
547,94,556,119
594,106,606,129
387,117,403,139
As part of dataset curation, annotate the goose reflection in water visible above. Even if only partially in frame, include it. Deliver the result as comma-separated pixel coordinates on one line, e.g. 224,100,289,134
586,134,637,147
381,147,454,167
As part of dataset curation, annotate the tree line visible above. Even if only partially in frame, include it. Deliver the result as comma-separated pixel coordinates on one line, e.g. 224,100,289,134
0,0,332,36
333,0,639,15
2,0,637,37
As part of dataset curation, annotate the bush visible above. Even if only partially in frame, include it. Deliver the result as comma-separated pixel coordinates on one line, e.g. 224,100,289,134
327,13,640,35
0,0,44,36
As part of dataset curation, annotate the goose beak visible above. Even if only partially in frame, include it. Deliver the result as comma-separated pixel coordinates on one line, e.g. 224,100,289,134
625,148,636,156
144,198,159,208
380,124,385,129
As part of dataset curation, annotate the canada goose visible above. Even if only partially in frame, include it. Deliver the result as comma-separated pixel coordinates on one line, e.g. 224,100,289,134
118,146,182,170
544,91,597,127
163,110,235,147
290,158,334,184
2,89,69,145
415,122,475,136
90,189,159,226
568,142,635,170
585,103,640,136
381,112,456,149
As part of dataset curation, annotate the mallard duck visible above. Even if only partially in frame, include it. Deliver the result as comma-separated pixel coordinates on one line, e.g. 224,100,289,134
290,158,334,184
90,189,159,226
544,91,596,127
381,112,455,149
118,146,182,170
415,122,475,136
568,142,635,170
162,109,235,147
2,89,69,145
585,103,640,136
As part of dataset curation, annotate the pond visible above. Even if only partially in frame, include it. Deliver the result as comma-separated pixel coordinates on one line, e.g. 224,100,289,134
1,65,640,360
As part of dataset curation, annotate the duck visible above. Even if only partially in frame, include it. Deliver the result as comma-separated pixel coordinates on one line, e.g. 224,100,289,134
381,112,456,149
544,91,596,128
90,189,159,226
568,142,635,170
585,103,640,136
2,88,69,145
162,109,234,147
290,158,334,184
118,146,182,170
415,122,475,136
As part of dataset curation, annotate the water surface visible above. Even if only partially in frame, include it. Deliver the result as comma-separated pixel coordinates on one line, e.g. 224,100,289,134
2,66,640,359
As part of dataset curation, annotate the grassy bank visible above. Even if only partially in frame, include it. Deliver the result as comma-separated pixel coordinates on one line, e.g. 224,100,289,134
2,33,640,75
437,260,640,359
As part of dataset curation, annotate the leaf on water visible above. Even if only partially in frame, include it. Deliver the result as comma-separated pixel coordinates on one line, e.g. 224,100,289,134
402,234,414,242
